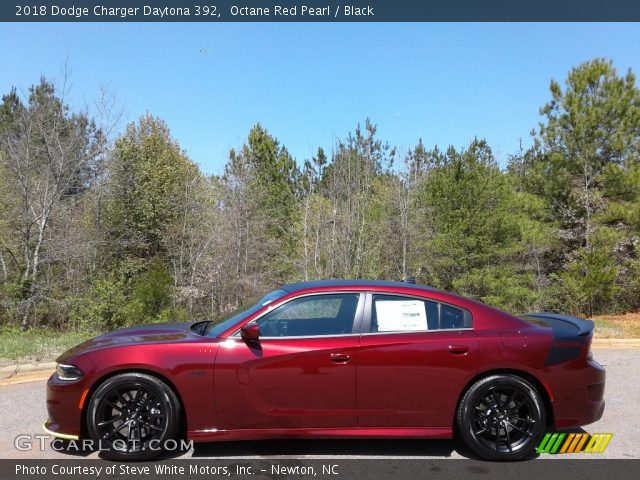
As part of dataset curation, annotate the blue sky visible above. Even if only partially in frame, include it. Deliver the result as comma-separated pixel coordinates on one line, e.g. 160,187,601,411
1,23,640,174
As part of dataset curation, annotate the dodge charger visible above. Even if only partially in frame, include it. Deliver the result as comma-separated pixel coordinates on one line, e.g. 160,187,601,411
44,279,605,460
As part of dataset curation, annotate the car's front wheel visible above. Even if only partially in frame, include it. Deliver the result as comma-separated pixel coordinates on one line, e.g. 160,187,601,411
86,372,181,460
456,374,545,461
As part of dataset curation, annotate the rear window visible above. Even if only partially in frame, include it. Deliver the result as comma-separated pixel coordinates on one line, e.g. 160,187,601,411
441,304,468,329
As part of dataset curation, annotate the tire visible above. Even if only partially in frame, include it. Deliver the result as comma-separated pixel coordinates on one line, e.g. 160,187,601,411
456,374,545,461
86,372,181,460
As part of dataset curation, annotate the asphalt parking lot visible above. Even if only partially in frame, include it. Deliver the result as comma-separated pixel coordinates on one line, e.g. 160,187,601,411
1,348,638,460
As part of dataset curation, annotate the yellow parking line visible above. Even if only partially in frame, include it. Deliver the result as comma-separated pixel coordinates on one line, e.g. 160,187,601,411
0,371,52,387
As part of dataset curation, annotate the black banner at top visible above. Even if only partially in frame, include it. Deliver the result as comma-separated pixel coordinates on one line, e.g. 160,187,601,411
3,0,640,22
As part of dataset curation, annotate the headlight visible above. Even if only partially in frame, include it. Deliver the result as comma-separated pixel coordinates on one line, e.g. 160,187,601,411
55,364,84,381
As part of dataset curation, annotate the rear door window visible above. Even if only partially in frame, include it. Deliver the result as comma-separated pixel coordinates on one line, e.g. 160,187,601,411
370,294,471,333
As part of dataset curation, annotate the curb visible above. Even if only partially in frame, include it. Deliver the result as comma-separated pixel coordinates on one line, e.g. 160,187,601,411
0,362,56,379
592,338,640,348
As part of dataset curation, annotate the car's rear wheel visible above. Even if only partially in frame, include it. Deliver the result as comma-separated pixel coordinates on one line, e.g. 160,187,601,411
456,374,545,461
87,372,181,460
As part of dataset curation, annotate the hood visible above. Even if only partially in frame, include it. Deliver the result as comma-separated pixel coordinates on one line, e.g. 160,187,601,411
57,322,195,362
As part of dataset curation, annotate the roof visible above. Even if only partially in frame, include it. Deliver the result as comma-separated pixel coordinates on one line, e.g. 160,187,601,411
281,279,437,293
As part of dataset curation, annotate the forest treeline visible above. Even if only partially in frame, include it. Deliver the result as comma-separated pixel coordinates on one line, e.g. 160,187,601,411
1,58,639,332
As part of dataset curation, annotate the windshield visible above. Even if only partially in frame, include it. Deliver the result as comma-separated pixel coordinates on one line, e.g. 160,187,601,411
202,289,287,337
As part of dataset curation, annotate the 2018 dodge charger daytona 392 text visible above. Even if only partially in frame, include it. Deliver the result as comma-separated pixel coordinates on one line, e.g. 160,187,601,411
44,280,605,461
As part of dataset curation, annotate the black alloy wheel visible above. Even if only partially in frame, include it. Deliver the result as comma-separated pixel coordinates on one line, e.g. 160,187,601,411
456,374,545,460
87,373,181,460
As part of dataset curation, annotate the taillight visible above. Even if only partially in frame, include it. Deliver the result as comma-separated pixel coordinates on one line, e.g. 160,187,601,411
586,338,594,360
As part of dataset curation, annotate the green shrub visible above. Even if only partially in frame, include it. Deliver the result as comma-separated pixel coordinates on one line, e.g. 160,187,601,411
70,258,184,333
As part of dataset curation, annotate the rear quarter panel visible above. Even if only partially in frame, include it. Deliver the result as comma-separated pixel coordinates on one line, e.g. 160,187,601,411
472,304,605,428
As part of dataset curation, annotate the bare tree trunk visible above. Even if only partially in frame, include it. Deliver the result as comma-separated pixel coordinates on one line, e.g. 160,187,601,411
0,248,7,284
303,204,309,281
31,210,50,282
583,164,592,249
331,205,337,277
400,175,411,279
313,213,322,277
401,210,408,279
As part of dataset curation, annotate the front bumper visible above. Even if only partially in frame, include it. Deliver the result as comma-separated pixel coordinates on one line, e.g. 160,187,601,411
42,421,79,440
45,372,87,439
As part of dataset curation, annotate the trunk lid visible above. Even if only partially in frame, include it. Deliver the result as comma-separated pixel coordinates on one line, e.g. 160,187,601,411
524,312,594,336
522,312,594,366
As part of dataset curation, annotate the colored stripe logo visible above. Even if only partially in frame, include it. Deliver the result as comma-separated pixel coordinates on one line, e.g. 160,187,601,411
536,433,612,454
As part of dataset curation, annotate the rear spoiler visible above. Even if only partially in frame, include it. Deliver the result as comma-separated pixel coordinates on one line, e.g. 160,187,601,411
526,313,594,336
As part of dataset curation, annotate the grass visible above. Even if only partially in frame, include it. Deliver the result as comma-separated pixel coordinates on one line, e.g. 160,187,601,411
0,326,95,367
592,311,640,339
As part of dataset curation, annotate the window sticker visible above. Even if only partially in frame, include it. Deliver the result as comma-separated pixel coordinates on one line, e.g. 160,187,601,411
375,300,428,332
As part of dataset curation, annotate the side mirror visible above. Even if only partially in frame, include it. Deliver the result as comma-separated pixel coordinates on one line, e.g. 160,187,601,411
241,323,260,343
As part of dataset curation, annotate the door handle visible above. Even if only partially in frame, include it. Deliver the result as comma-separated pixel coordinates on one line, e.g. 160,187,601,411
330,353,351,363
448,345,469,355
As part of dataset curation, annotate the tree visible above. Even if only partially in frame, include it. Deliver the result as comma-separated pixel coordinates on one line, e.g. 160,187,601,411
538,59,640,249
218,125,301,297
298,148,327,280
244,123,298,225
319,119,395,278
0,79,106,328
72,115,204,330
527,59,640,315
216,146,270,305
167,172,222,320
3,58,640,334
104,114,198,259
415,140,549,312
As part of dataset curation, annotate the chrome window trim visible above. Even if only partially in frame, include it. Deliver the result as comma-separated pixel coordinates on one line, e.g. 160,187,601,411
360,328,474,337
229,333,363,340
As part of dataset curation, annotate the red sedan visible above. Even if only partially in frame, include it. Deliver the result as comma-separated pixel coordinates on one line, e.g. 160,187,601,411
44,280,605,461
